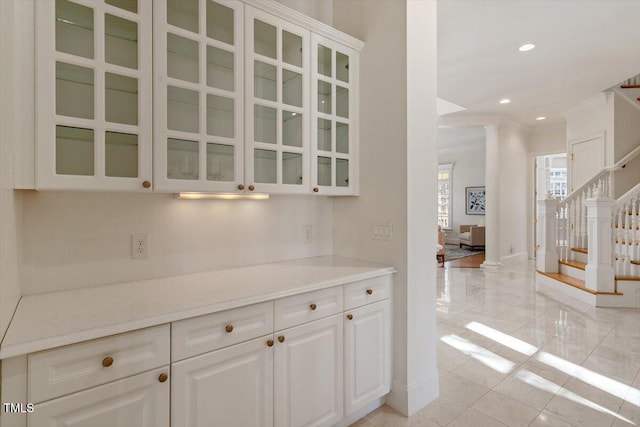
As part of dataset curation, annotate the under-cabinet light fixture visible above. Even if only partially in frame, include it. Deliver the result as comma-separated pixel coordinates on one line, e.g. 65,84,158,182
518,43,536,52
175,192,269,200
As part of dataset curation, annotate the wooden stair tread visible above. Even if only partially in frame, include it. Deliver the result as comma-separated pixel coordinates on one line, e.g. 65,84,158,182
559,260,586,270
616,276,640,281
621,84,640,88
631,260,640,266
537,270,624,295
571,247,588,254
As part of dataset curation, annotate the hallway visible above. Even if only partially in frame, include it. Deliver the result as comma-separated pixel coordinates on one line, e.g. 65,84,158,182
351,260,640,426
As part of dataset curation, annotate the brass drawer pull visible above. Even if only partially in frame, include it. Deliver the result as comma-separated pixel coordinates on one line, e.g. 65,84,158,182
225,325,234,333
309,303,317,311
102,356,114,367
278,335,285,343
366,289,373,295
267,339,274,347
347,314,353,320
158,373,168,383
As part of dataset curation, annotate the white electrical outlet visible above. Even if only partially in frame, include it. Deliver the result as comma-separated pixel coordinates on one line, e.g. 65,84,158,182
131,233,149,259
303,225,313,243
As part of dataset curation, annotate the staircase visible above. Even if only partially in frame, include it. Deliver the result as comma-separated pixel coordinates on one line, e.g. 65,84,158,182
535,145,640,308
615,74,640,106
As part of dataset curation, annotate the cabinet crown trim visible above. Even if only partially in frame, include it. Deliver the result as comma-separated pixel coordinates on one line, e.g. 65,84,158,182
243,0,365,51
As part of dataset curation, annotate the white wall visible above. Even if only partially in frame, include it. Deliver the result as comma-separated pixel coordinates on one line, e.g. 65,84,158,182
613,91,640,161
499,125,529,259
19,192,332,294
528,123,566,155
0,0,26,339
565,92,614,167
438,147,485,241
275,0,332,25
332,0,438,415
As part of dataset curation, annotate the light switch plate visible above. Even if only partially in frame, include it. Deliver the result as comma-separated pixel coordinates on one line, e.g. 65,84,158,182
372,221,392,241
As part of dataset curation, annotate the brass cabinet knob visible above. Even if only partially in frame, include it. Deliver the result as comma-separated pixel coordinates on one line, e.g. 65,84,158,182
366,289,373,295
313,187,319,193
278,335,285,343
248,185,255,191
158,373,168,383
237,184,245,190
309,303,317,311
267,339,274,347
102,356,114,367
142,180,151,188
347,314,353,320
225,325,234,333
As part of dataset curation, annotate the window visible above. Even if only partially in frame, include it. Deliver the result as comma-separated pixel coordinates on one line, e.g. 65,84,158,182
438,163,453,229
549,168,567,199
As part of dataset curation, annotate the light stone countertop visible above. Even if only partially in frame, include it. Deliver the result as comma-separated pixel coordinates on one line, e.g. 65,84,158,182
0,256,395,359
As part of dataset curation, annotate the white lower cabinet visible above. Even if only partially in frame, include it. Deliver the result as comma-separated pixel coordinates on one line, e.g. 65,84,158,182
274,314,343,427
28,367,169,427
171,335,274,427
13,275,392,427
344,299,391,416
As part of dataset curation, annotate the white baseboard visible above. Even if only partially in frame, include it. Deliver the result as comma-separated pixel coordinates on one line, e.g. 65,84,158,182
386,371,440,417
500,251,528,263
334,398,385,427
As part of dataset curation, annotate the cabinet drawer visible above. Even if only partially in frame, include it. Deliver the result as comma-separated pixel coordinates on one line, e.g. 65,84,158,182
28,325,169,404
29,366,169,427
172,301,274,361
344,275,392,310
275,286,343,331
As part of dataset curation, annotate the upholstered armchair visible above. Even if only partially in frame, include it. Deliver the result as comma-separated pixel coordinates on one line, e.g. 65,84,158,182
459,224,485,249
437,225,446,265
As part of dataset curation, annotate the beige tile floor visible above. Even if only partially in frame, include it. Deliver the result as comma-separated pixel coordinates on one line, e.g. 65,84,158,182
350,260,640,426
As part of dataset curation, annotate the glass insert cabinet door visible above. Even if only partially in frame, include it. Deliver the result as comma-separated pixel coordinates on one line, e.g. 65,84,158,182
244,6,310,194
311,34,358,195
154,0,244,192
35,0,153,191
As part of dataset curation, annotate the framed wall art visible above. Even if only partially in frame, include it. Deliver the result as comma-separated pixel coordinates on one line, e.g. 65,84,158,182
465,186,485,215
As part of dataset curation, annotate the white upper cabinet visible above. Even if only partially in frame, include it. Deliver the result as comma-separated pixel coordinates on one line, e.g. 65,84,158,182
35,0,153,191
29,0,362,195
153,0,244,192
244,6,310,194
311,35,359,195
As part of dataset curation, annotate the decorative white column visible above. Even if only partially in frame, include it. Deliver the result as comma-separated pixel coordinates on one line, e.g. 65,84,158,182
481,124,502,268
584,188,615,292
537,194,559,273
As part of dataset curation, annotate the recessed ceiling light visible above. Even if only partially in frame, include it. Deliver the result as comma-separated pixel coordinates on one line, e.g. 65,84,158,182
499,98,511,104
519,43,536,52
536,116,546,121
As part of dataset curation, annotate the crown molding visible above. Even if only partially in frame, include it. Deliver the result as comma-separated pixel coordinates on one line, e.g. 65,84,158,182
243,0,365,51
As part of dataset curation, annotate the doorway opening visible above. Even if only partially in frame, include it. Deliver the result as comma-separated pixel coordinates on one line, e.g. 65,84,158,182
533,153,568,258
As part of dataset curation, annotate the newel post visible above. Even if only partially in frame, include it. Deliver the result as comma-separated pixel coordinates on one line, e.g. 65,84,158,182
537,194,559,273
584,188,615,293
